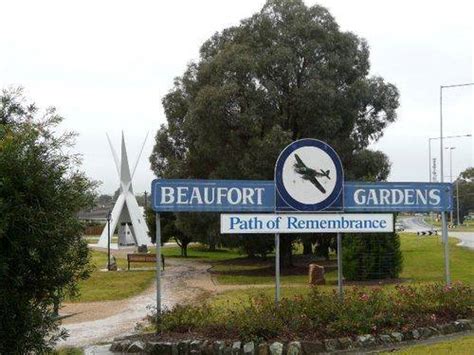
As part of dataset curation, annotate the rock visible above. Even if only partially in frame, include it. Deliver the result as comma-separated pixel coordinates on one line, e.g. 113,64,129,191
338,337,353,350
269,342,284,355
378,335,392,344
429,326,440,336
356,334,376,348
107,255,118,271
127,340,145,353
148,342,174,355
202,341,214,355
324,339,339,352
119,340,131,351
438,323,455,335
190,340,202,354
243,341,255,355
390,332,403,342
300,341,325,354
412,329,421,340
286,341,301,355
456,319,473,330
402,330,413,341
214,341,226,355
232,341,242,355
178,340,191,355
109,341,122,352
419,327,432,338
257,343,269,355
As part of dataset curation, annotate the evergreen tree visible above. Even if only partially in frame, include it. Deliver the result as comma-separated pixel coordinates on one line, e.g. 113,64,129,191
0,88,95,352
342,231,402,280
150,0,399,265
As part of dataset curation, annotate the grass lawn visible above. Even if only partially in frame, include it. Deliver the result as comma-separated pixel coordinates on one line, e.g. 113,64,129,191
385,335,474,354
400,233,474,284
208,232,474,308
70,245,243,302
210,233,474,286
70,250,155,302
72,232,473,303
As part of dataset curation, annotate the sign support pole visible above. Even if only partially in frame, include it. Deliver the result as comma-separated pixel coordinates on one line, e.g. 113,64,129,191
155,213,162,321
337,232,343,300
275,233,280,304
441,211,450,285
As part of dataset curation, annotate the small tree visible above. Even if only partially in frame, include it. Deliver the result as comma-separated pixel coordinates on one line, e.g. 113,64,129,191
0,88,96,352
342,231,402,281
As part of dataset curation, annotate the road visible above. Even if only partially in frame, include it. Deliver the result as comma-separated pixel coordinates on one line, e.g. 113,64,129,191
399,216,474,250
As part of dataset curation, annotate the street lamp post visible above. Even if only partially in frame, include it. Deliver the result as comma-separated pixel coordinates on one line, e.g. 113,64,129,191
456,180,460,226
107,210,112,271
439,82,474,286
428,134,471,182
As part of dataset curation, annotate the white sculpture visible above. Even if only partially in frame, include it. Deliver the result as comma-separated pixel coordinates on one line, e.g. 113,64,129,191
97,132,151,248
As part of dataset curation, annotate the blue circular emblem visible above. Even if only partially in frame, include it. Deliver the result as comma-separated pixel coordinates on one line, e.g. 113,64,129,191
275,139,344,212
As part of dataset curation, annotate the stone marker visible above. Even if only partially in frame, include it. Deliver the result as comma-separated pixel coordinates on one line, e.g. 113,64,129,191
308,264,325,285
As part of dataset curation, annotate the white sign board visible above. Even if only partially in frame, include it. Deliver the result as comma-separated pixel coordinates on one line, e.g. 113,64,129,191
221,213,393,234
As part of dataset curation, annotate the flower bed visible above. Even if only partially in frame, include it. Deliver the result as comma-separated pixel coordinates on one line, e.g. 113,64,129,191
152,282,473,341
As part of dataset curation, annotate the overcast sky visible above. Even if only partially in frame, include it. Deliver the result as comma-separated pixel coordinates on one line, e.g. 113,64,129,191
1,0,472,194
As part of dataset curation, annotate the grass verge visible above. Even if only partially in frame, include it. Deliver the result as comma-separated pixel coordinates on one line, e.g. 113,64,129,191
385,334,474,354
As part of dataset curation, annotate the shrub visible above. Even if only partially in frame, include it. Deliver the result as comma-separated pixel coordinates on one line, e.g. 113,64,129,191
342,232,403,281
150,282,473,341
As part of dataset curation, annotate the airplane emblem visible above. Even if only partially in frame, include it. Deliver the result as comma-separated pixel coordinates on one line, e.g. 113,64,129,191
293,153,331,194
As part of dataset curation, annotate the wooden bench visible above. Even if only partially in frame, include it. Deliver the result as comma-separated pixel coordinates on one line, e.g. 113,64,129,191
127,253,164,271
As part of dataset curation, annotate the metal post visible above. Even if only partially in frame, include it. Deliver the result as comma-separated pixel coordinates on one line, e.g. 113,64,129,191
442,212,450,285
440,86,450,285
337,232,343,300
449,148,453,224
107,210,111,271
275,233,280,304
456,180,460,225
155,213,162,318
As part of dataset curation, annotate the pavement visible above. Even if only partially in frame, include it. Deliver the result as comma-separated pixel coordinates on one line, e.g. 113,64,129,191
399,216,474,250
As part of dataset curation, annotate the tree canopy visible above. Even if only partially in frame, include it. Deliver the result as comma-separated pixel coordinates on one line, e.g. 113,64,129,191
0,88,96,352
150,0,399,258
456,167,474,223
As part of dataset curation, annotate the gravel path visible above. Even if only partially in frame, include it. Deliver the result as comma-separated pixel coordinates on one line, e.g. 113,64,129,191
58,258,214,347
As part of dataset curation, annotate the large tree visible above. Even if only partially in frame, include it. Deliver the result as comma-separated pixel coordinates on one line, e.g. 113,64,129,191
456,167,474,224
150,0,399,263
0,88,95,352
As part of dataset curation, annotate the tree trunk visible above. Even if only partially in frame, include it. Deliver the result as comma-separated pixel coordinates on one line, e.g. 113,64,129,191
182,242,188,257
280,235,294,268
303,240,313,255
